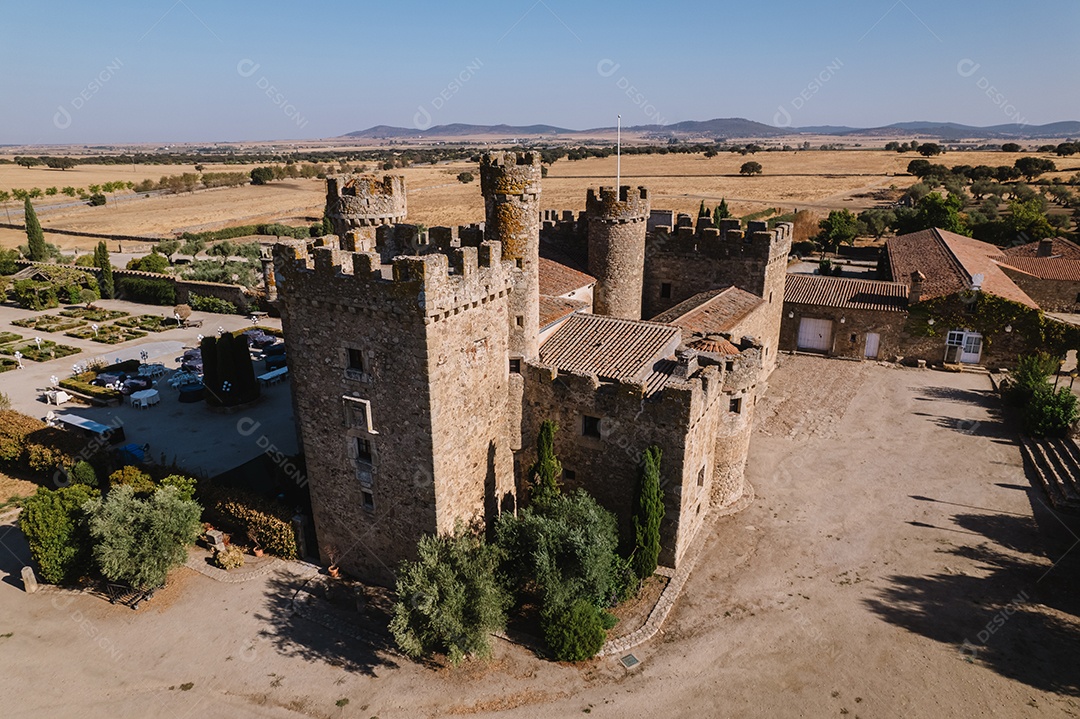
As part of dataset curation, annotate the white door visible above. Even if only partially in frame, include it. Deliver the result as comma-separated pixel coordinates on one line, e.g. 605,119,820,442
960,332,983,364
864,332,881,359
797,318,833,352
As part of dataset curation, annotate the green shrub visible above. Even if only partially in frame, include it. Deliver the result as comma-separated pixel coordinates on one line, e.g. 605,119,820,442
213,545,245,570
1023,386,1079,438
70,461,98,488
86,485,202,590
12,279,59,310
159,474,197,501
202,485,297,559
118,276,176,305
87,193,106,206
632,446,664,581
126,251,169,274
189,293,238,314
542,599,608,662
496,489,622,612
528,420,562,506
109,466,155,494
20,485,98,584
390,529,510,665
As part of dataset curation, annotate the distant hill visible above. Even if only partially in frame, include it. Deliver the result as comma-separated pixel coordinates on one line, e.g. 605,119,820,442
341,118,1080,141
345,123,573,139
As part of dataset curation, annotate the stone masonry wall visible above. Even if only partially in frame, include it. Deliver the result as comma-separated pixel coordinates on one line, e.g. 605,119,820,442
587,186,650,319
1000,266,1080,313
273,240,514,585
780,304,909,360
326,174,407,239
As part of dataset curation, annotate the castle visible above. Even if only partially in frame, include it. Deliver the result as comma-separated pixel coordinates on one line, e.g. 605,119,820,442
273,152,791,584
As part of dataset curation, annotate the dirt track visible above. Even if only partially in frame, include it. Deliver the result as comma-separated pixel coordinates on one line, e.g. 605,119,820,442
0,355,1077,718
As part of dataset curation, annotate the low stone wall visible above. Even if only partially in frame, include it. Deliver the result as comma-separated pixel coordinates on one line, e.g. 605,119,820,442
0,222,161,244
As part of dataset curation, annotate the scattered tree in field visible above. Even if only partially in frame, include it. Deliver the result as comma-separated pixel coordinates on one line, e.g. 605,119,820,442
1004,198,1056,240
24,199,47,261
857,209,896,239
632,446,664,580
918,143,943,157
208,241,235,265
249,167,275,185
390,529,511,665
457,172,474,184
86,485,202,590
814,209,859,255
892,193,969,236
1014,157,1056,181
156,240,181,263
740,161,763,176
15,156,41,169
528,420,562,506
1001,142,1022,153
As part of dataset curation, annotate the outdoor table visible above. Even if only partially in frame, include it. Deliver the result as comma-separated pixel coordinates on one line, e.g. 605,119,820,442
129,389,160,409
257,366,289,386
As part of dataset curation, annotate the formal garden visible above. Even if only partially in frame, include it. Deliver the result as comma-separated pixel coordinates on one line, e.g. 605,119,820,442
0,338,81,362
389,421,666,665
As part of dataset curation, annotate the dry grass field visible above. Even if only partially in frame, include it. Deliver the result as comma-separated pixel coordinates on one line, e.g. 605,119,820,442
0,149,1074,252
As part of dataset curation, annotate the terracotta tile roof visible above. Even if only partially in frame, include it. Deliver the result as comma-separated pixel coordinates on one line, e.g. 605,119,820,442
539,314,681,383
687,336,742,355
650,287,765,333
538,256,595,298
784,274,908,312
642,358,677,396
1002,237,1080,260
539,296,588,328
886,228,1038,309
995,256,1080,282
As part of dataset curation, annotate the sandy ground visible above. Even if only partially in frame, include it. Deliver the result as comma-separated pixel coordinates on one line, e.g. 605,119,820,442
0,355,1076,718
3,150,1074,251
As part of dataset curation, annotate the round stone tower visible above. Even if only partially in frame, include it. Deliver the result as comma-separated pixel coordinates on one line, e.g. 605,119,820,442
480,152,542,361
586,185,650,320
325,174,407,242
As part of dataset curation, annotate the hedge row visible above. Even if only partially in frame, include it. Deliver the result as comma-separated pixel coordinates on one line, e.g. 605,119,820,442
0,410,87,479
201,484,297,559
189,293,237,314
118,276,176,305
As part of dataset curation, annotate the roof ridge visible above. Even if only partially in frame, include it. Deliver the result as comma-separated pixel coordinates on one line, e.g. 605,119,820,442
932,227,974,287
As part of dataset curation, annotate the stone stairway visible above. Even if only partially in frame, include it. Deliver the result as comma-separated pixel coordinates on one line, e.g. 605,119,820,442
1020,436,1080,513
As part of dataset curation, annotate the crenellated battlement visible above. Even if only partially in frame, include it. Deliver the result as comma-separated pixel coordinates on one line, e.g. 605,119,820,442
273,239,513,320
586,186,651,224
326,174,408,239
480,152,542,199
646,217,793,261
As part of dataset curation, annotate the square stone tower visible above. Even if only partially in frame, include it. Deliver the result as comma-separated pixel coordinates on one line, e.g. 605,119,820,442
273,241,516,585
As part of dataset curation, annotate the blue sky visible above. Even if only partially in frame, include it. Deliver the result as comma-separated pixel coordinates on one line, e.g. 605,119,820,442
2,0,1077,144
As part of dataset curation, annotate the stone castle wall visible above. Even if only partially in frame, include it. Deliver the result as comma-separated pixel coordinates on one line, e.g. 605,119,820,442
273,239,514,584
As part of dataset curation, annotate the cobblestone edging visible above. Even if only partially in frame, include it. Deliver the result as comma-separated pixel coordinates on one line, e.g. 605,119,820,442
598,481,756,658
182,551,287,584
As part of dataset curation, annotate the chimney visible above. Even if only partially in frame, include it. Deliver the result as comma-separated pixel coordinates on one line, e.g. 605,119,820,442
1037,239,1055,257
909,270,926,305
672,349,699,380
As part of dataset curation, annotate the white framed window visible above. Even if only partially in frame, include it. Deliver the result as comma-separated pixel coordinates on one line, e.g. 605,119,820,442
343,396,378,434
946,331,965,347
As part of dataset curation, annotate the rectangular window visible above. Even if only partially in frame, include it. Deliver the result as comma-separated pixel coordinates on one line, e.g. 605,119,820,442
725,360,734,373
515,315,524,328
509,359,521,374
361,489,375,512
345,348,370,382
660,282,672,299
946,331,965,347
355,437,372,463
582,415,602,438
564,469,576,482
1075,292,1080,304
729,397,742,414
347,348,365,371
697,466,706,487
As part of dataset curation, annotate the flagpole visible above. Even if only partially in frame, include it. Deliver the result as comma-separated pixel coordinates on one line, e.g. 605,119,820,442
617,114,622,188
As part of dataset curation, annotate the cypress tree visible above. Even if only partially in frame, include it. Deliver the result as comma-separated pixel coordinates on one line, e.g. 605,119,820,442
93,241,114,299
632,446,664,580
24,199,46,261
529,420,562,506
698,200,709,218
713,198,731,225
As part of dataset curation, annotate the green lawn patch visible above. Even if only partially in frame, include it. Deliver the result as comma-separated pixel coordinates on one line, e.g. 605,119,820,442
0,340,81,362
10,314,88,333
59,308,129,322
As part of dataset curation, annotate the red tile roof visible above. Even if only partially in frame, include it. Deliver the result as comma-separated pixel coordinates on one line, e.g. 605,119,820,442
1002,237,1080,260
538,257,595,298
687,336,742,355
539,314,681,383
650,287,765,333
784,274,909,312
539,296,588,328
886,228,1037,309
995,256,1080,282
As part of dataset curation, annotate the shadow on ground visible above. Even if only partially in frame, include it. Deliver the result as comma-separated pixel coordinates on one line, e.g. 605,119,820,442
866,487,1080,696
0,524,31,590
257,572,400,677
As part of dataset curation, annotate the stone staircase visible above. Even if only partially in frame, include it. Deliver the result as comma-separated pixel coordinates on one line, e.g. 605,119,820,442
1020,436,1080,513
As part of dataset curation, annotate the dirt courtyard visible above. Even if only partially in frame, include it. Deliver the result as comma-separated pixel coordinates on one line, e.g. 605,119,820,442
0,356,1077,718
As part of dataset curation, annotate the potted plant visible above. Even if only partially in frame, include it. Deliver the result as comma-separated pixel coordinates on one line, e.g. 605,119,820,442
326,544,341,579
